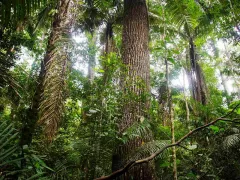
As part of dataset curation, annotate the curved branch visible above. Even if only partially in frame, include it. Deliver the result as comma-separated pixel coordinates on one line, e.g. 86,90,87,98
95,104,240,180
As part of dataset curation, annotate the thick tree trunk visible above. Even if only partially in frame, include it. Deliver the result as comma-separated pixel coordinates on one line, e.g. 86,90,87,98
112,0,155,179
120,0,150,132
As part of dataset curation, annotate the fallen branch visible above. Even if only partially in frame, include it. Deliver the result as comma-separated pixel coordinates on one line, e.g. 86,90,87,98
95,104,240,180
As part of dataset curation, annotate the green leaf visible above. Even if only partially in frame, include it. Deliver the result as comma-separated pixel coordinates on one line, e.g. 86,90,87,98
167,57,176,64
26,173,46,180
237,108,240,115
209,125,219,134
160,161,171,167
98,69,105,73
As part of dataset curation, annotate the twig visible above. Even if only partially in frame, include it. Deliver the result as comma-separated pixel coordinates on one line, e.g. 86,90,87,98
95,104,240,180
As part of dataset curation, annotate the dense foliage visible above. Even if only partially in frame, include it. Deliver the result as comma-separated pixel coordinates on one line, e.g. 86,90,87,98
0,0,240,179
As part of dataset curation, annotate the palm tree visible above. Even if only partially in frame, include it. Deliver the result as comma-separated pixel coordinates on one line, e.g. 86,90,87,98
166,0,211,106
38,0,74,140
150,0,211,106
0,0,55,146
0,0,52,88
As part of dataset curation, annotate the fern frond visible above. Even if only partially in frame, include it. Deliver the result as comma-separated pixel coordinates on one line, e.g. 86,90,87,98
33,3,54,33
122,119,152,143
0,121,19,175
128,140,169,162
167,2,196,35
223,133,240,150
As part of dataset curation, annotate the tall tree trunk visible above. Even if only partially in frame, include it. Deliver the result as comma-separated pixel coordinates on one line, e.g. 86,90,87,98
38,0,73,140
170,108,177,180
21,0,73,144
182,68,190,129
165,59,177,180
102,22,116,85
19,0,73,168
87,31,97,82
158,82,168,126
112,0,155,179
220,71,231,106
82,31,98,179
189,38,208,105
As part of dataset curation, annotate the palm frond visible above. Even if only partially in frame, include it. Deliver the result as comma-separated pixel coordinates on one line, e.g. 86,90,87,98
0,121,52,178
39,50,69,140
122,119,152,143
166,0,203,37
223,132,240,150
33,3,54,33
0,0,51,29
0,122,19,158
0,121,20,177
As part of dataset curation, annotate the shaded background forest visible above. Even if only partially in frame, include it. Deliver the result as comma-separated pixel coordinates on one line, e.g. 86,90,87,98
0,0,240,179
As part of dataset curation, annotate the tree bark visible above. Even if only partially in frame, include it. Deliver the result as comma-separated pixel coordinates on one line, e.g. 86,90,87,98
170,108,177,180
112,0,155,179
165,59,177,180
220,71,231,106
102,22,117,85
120,0,150,132
189,38,208,105
158,82,168,126
87,31,97,82
182,68,190,129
